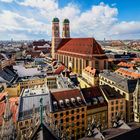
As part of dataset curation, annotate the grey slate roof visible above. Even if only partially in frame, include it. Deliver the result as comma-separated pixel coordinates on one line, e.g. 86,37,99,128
18,94,51,121
31,123,59,140
100,85,125,100
0,66,18,84
100,71,138,93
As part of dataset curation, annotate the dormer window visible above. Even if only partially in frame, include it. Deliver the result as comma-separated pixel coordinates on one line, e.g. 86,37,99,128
59,100,64,107
71,98,76,105
65,99,70,106
77,97,82,104
53,101,58,110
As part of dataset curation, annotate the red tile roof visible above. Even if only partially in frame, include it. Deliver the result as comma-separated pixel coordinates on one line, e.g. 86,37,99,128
84,66,96,76
115,68,140,79
0,92,8,102
117,62,134,68
56,38,107,59
81,86,107,109
54,65,66,74
52,89,83,101
51,89,86,111
34,46,50,51
26,51,42,58
0,97,19,125
33,41,49,46
132,58,140,63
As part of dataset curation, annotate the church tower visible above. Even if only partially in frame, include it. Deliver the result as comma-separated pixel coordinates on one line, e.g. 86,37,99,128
51,17,60,59
62,19,70,38
0,96,16,140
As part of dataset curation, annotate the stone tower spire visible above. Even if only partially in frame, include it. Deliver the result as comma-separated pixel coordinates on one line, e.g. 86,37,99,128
62,19,70,38
0,96,16,140
51,17,60,59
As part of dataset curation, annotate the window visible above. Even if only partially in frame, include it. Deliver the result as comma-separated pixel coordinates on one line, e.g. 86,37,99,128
112,113,114,117
82,108,84,111
60,113,63,117
86,60,89,67
66,111,69,115
116,100,118,104
19,122,23,127
66,118,69,122
82,127,85,131
71,116,75,121
71,110,74,114
111,107,114,111
54,114,58,118
116,106,118,110
111,101,114,105
60,119,63,123
95,60,99,69
55,120,58,125
77,122,80,126
77,109,79,113
121,105,124,110
120,100,123,104
61,126,64,130
82,114,85,118
25,121,28,125
66,125,69,129
72,130,75,134
77,115,80,119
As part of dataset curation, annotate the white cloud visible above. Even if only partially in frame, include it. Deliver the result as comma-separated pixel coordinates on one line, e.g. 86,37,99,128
19,0,58,11
0,10,48,34
110,21,140,35
0,0,140,40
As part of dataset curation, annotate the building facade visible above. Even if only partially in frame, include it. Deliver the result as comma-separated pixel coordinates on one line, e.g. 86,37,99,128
101,85,126,128
51,17,108,74
50,89,87,140
81,86,108,130
99,71,137,123
82,66,99,86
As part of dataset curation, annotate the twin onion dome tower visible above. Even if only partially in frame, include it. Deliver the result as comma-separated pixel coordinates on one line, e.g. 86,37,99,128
51,17,70,58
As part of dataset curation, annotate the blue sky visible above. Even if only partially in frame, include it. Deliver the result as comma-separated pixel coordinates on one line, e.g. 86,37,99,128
0,0,140,40
60,0,140,20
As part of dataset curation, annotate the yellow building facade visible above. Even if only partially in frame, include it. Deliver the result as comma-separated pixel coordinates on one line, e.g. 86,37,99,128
49,106,87,139
99,73,134,123
6,84,20,97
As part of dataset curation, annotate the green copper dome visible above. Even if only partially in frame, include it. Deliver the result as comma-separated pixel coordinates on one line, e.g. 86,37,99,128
63,18,70,24
52,17,59,22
